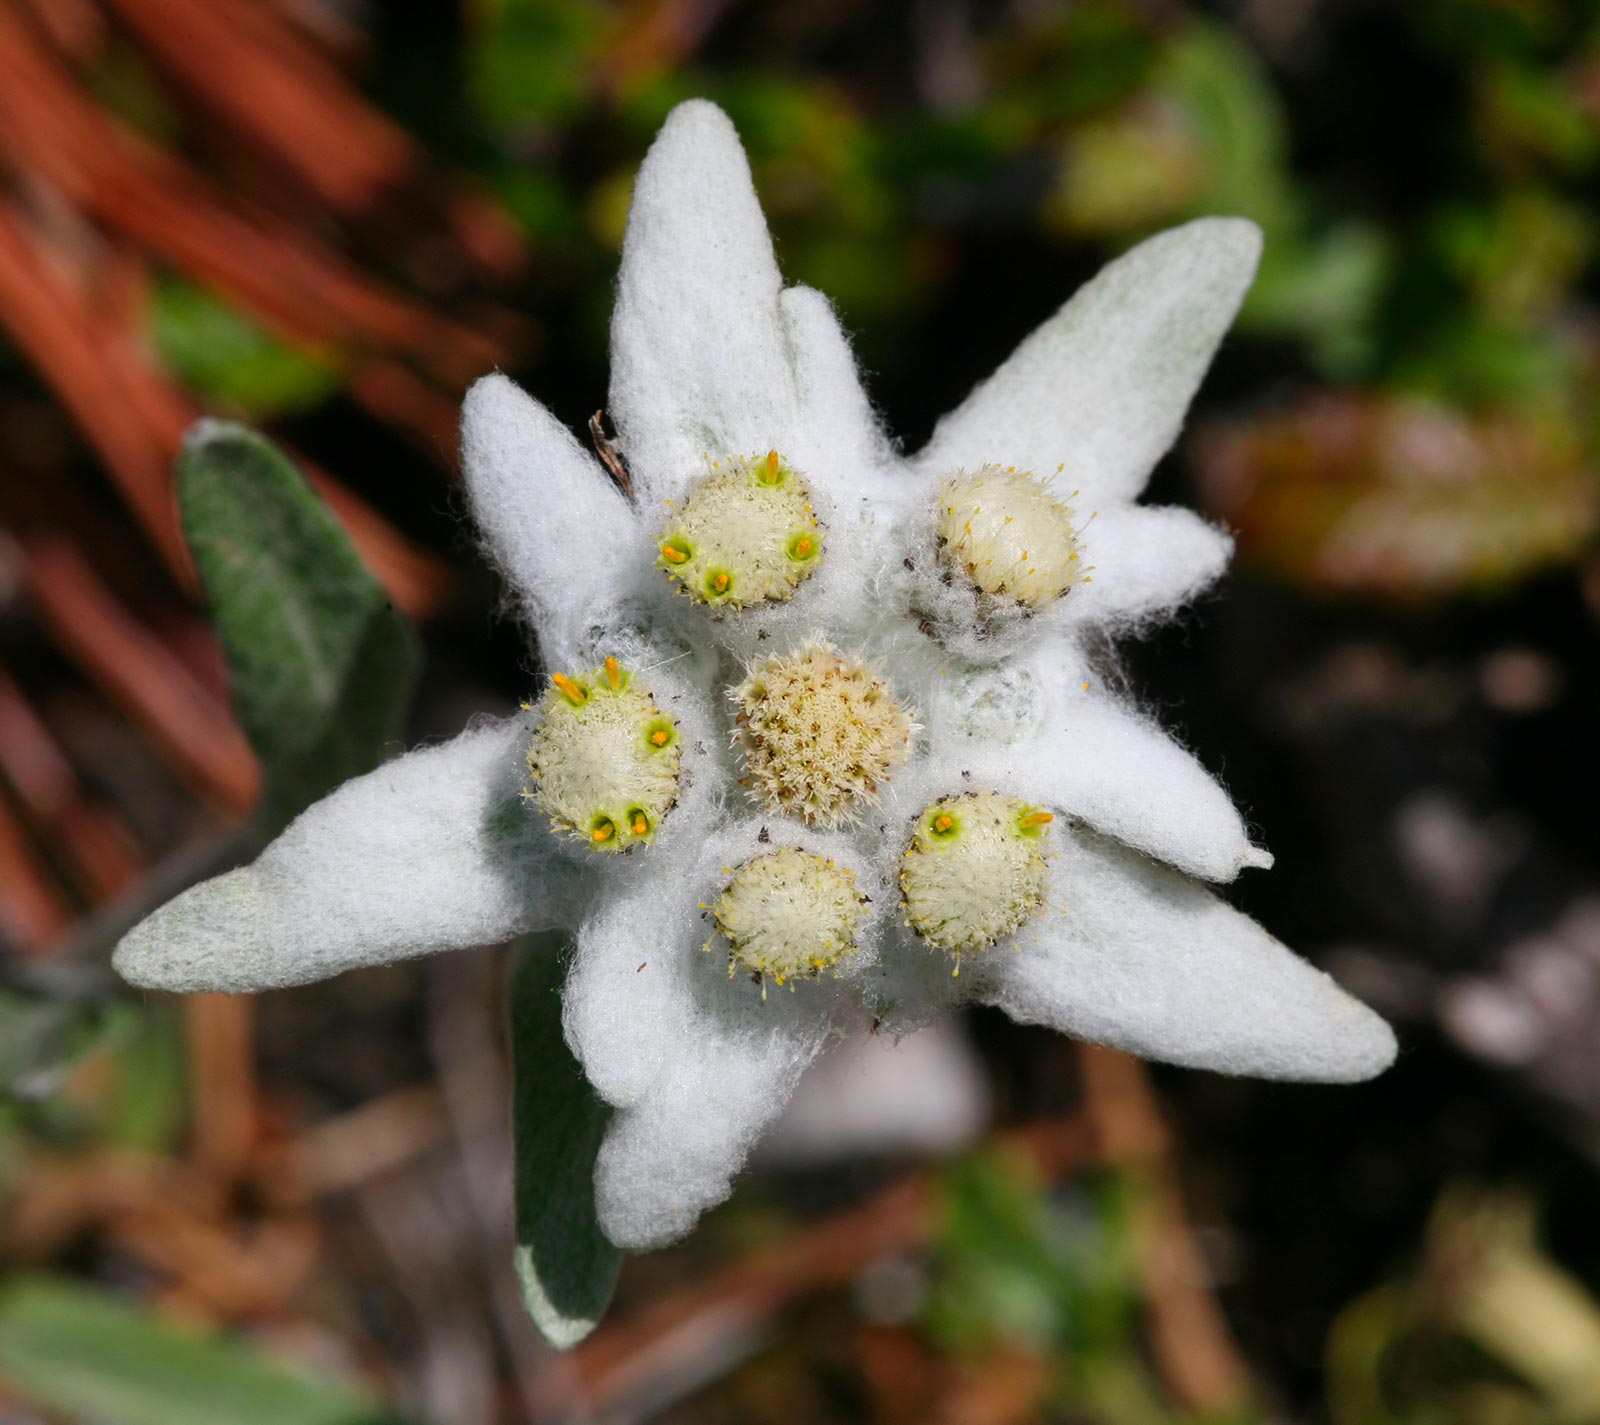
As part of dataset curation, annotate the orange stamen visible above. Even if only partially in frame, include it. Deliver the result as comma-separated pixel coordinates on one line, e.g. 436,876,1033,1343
551,673,586,706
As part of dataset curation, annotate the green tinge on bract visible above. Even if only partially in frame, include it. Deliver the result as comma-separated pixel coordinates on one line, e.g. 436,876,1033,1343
177,420,420,832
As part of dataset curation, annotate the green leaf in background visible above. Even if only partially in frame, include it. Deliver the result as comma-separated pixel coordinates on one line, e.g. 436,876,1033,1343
152,278,339,418
0,1277,410,1425
177,421,421,829
508,935,619,1348
0,984,137,1102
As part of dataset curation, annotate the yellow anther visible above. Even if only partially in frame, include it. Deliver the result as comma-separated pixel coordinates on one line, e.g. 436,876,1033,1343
650,729,670,747
934,814,953,833
661,543,688,564
712,572,730,593
551,673,587,706
604,657,623,690
1018,811,1053,830
765,449,781,483
591,823,614,843
794,537,812,556
631,816,648,835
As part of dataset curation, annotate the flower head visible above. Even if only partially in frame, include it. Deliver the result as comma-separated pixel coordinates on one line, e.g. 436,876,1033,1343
113,101,1395,1275
657,450,824,608
731,640,914,825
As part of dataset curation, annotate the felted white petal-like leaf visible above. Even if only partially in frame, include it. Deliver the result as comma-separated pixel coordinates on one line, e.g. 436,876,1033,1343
1066,505,1233,631
1045,697,1268,881
779,284,897,499
916,218,1261,507
594,993,834,1249
460,374,646,666
564,817,869,1110
114,714,577,993
609,100,794,506
978,829,1395,1082
932,695,1267,882
562,849,703,1111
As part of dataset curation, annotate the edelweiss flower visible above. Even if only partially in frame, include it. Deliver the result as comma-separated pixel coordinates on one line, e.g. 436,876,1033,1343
114,101,1395,1259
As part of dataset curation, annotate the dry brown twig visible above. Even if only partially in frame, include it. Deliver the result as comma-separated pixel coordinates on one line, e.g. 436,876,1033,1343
1076,1044,1254,1415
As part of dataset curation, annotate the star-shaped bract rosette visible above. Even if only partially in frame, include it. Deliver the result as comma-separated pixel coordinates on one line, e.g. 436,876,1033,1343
114,100,1395,1270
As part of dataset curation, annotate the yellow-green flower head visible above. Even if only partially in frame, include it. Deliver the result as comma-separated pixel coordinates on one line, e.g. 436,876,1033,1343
901,793,1053,969
712,847,866,992
731,640,915,826
936,464,1087,609
526,657,680,852
657,449,824,609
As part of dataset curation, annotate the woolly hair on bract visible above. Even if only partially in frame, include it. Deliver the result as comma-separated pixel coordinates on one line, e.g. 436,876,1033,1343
112,97,1397,1270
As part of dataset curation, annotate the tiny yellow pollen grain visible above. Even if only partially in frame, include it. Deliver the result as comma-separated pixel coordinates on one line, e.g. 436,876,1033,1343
551,672,586,706
604,656,622,690
1081,681,1090,691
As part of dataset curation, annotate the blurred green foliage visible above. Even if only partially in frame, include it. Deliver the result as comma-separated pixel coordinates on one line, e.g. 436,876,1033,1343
152,278,340,419
448,0,1600,601
925,1150,1258,1424
0,1276,412,1425
1328,1189,1600,1425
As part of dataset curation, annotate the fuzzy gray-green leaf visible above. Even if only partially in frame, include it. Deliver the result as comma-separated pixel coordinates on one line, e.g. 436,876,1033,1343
509,935,620,1348
177,420,420,827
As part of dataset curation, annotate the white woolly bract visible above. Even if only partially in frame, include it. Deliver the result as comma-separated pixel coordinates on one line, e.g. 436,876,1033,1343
657,453,823,608
900,794,1051,961
526,663,680,850
731,640,915,826
113,100,1401,1265
713,846,867,984
936,465,1086,608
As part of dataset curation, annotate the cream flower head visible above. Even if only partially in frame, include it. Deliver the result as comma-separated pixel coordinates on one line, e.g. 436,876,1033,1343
115,103,1394,1280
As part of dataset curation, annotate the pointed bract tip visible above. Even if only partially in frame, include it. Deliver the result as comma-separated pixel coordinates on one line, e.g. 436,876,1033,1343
659,96,738,141
181,415,250,453
1242,844,1275,871
1188,214,1264,278
1338,1005,1399,1083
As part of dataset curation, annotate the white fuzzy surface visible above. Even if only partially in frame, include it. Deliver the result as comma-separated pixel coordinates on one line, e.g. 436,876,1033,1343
915,218,1261,508
114,715,581,993
1064,505,1233,633
564,818,871,1248
609,101,800,509
114,100,1397,1262
460,374,654,668
975,828,1397,1082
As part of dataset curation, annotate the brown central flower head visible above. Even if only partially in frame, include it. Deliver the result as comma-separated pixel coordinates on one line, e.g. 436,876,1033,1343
730,640,915,826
